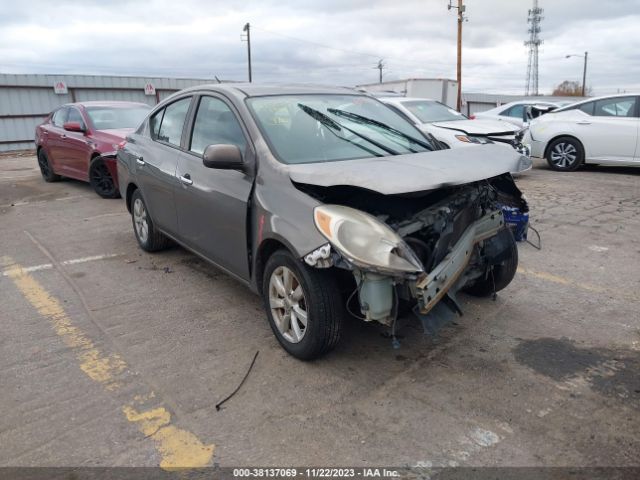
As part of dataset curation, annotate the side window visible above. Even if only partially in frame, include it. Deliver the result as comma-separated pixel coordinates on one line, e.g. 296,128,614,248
594,97,637,117
52,108,68,127
505,104,524,119
67,108,86,129
189,96,247,155
577,102,594,115
150,109,165,140
155,97,192,146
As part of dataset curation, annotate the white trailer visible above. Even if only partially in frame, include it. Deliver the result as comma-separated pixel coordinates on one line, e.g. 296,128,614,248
356,78,459,108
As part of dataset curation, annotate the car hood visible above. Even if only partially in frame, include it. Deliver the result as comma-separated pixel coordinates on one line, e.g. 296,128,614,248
288,144,531,195
96,128,135,141
428,119,520,135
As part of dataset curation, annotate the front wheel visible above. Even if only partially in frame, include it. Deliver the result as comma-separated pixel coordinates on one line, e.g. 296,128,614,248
130,189,171,252
262,250,343,360
89,158,120,198
546,137,584,171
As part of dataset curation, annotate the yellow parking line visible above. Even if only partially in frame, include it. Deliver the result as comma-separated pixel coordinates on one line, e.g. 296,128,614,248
2,258,214,469
517,266,638,302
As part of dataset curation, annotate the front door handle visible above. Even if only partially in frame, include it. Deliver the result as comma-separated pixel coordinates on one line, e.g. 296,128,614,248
179,173,193,186
136,156,145,166
61,134,67,139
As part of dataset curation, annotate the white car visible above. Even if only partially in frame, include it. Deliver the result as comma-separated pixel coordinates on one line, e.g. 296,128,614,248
475,100,569,128
526,94,639,171
379,97,524,151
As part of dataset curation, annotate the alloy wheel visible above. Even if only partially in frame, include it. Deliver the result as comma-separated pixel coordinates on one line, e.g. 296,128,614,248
133,198,149,243
549,142,578,169
91,162,115,196
268,266,308,343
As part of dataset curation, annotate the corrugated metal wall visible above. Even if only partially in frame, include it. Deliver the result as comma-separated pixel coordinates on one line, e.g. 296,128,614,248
0,73,215,151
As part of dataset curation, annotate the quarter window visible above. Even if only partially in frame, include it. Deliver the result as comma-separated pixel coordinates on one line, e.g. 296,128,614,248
594,97,637,117
503,104,524,119
577,102,594,115
189,96,247,155
52,108,67,127
153,97,192,146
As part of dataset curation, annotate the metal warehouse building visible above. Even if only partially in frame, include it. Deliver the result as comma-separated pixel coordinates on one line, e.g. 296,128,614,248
0,73,214,151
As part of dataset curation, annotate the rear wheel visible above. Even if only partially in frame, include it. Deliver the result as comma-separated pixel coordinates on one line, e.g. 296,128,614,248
89,159,120,198
130,189,171,252
465,228,518,297
37,149,61,182
262,250,343,360
546,137,584,171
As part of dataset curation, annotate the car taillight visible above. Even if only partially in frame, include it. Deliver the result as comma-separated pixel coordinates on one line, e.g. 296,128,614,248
469,115,476,120
117,140,127,150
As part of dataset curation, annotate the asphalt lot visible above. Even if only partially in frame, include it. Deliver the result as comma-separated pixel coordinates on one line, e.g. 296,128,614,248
0,152,639,469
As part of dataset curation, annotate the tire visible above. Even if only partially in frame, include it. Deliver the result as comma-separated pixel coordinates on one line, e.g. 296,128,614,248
130,189,171,252
262,249,343,360
89,158,120,199
545,136,584,171
37,149,61,182
465,228,518,297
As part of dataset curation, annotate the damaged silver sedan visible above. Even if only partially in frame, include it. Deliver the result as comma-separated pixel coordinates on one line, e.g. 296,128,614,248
117,84,530,360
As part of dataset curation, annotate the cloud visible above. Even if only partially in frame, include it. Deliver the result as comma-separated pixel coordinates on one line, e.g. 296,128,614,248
0,0,638,95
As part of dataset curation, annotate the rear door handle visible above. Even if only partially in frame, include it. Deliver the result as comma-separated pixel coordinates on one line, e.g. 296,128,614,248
576,121,592,125
179,173,193,186
135,156,145,166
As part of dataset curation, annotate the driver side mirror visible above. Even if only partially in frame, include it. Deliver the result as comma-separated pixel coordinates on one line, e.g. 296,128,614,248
202,144,244,170
63,121,85,133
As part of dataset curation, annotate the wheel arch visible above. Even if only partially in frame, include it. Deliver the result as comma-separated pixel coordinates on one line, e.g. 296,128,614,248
254,238,291,292
125,182,139,213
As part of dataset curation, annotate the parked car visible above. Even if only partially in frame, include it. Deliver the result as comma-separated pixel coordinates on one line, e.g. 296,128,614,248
378,97,531,162
525,94,639,171
35,101,151,197
475,100,570,128
117,85,530,360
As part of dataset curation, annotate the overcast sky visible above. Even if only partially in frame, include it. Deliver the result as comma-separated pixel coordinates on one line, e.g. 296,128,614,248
1,0,639,95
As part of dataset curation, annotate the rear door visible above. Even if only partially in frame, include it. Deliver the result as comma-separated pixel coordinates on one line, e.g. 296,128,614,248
130,96,193,236
579,96,638,162
47,107,69,173
174,94,254,280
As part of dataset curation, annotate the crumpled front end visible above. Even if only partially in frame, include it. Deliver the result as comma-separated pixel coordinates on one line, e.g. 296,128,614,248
299,172,528,332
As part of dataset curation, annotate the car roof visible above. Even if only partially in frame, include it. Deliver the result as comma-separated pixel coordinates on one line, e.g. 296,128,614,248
379,96,436,104
176,83,358,98
554,92,640,112
64,101,151,108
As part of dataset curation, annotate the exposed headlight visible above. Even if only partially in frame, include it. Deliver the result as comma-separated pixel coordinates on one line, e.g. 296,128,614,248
313,205,423,274
455,135,493,144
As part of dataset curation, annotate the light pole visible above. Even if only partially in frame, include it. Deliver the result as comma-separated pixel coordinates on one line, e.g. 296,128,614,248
242,23,252,83
566,51,588,96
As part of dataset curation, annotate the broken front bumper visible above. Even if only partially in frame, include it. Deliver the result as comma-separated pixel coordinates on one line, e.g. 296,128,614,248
414,209,504,315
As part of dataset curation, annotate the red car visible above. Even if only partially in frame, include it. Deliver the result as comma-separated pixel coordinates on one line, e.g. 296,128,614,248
35,101,151,198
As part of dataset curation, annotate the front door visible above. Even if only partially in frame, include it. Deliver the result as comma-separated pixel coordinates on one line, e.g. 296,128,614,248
174,95,254,280
582,96,639,162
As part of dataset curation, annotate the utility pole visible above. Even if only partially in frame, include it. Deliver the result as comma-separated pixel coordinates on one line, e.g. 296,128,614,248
582,51,588,96
242,23,252,82
566,51,589,96
448,0,466,111
375,59,385,83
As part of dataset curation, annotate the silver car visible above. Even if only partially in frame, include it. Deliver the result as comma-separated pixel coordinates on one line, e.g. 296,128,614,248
117,84,530,360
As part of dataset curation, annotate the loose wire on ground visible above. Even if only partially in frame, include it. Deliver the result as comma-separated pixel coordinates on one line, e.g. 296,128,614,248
216,350,259,411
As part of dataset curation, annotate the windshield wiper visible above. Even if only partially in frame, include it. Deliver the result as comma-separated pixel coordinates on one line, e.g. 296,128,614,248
297,104,399,156
326,108,435,151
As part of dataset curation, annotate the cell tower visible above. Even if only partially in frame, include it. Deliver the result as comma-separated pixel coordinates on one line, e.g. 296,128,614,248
524,0,544,96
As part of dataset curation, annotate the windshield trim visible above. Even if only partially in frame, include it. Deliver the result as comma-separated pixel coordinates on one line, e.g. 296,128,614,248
244,93,431,165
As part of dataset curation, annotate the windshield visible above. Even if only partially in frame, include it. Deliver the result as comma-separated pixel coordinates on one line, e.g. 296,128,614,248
400,100,466,123
246,94,434,164
86,106,151,130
